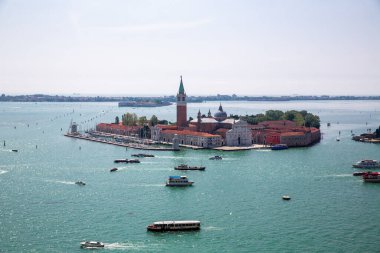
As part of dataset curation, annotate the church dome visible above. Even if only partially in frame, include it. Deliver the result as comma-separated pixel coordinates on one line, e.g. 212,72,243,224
214,104,227,121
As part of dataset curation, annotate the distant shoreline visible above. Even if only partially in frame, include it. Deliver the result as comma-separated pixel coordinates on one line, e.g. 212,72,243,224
1,94,380,103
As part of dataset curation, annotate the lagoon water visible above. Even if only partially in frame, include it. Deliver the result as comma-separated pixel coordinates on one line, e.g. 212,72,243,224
1,101,380,252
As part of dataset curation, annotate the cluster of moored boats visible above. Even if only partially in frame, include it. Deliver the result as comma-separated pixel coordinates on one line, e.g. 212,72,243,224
352,159,380,183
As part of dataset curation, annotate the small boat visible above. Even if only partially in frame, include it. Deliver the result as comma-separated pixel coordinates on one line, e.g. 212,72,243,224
114,159,140,163
209,155,222,160
75,181,86,186
127,159,140,163
80,241,104,248
114,159,128,163
336,137,340,141
11,149,18,152
282,195,291,200
110,168,118,172
271,144,288,150
166,176,194,187
175,164,205,171
352,160,380,169
147,220,201,232
353,171,370,176
131,153,154,157
362,171,380,183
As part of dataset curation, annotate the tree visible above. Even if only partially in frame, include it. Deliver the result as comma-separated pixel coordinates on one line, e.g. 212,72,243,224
265,110,284,121
122,113,138,126
115,116,119,124
375,126,380,138
150,115,158,126
304,113,320,129
138,116,148,126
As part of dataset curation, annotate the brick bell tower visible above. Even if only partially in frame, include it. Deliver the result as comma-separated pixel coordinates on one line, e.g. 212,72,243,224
176,76,188,129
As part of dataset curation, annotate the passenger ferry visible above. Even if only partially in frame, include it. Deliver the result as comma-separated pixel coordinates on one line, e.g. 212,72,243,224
166,176,194,187
352,160,380,169
147,220,201,232
363,172,380,183
175,164,205,171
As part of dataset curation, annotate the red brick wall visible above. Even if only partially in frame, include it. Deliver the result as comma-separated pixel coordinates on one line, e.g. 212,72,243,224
177,105,187,128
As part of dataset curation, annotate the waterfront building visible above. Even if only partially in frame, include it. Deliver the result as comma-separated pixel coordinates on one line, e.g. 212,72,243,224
251,120,320,147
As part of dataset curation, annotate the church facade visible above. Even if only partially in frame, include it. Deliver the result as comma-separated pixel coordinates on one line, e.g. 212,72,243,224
151,77,252,148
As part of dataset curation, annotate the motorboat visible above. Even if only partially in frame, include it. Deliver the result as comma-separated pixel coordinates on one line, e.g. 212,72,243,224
282,195,291,200
174,164,205,171
114,159,140,163
110,168,118,172
352,160,380,169
166,176,194,187
271,144,288,150
353,171,370,176
209,155,222,160
75,181,86,186
131,153,154,157
363,172,380,183
80,241,104,248
11,149,18,152
147,220,200,232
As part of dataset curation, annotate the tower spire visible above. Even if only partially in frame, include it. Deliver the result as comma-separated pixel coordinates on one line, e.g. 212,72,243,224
178,75,185,94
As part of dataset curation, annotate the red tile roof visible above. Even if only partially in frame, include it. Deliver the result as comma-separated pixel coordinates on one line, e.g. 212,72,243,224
162,129,220,138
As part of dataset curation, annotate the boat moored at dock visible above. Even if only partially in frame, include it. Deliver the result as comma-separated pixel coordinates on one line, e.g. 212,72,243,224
352,160,380,169
271,144,288,150
174,164,205,171
166,176,194,187
147,220,201,232
362,172,380,183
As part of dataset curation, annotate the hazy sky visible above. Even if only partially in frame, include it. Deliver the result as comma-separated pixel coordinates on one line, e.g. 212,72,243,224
0,0,379,96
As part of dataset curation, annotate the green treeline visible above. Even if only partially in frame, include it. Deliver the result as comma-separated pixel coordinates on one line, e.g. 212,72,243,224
230,110,321,129
119,113,166,126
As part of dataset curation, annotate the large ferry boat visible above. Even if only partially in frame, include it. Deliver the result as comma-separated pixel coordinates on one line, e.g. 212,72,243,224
166,176,194,187
362,172,380,183
147,220,201,232
174,164,205,171
352,160,380,169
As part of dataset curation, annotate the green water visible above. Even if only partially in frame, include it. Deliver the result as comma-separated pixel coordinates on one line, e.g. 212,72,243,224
1,101,380,252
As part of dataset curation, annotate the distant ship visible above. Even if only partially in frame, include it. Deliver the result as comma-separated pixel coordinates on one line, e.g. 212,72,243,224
118,101,171,107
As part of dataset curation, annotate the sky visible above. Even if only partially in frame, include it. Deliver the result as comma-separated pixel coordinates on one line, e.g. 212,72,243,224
0,0,380,96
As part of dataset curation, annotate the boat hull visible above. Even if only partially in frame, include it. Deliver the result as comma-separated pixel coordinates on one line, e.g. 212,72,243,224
147,226,200,232
166,182,194,187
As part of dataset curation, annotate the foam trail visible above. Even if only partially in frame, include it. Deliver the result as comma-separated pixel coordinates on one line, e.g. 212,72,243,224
0,169,8,175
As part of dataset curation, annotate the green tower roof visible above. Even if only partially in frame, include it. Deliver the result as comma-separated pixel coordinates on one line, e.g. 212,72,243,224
178,76,185,94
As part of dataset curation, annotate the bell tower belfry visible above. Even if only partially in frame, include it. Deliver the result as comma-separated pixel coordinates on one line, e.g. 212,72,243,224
176,76,188,129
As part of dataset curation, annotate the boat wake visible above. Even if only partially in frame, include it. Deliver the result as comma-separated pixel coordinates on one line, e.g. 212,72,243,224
0,169,8,175
104,242,149,251
46,180,76,185
255,149,271,152
332,174,353,177
128,184,165,187
202,226,224,231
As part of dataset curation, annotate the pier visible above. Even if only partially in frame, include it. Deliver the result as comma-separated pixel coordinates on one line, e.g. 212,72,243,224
64,133,178,151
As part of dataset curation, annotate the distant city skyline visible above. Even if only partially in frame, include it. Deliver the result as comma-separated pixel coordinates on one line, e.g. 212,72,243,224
1,0,379,95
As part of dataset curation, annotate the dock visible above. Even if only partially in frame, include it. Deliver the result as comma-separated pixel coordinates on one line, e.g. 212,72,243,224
64,133,178,151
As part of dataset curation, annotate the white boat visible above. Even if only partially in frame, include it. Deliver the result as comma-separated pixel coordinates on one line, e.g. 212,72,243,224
147,220,201,231
352,160,380,169
166,176,194,187
80,241,104,248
